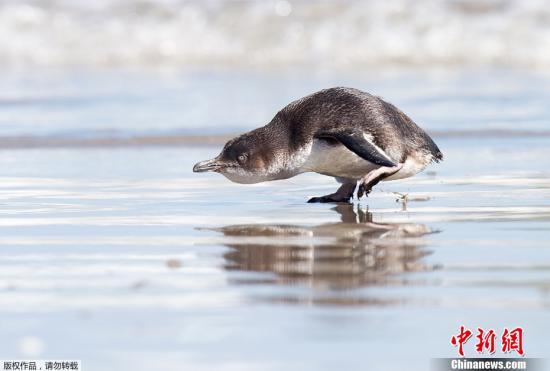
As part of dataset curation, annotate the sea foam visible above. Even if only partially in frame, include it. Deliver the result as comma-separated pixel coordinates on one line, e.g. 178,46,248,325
0,0,549,69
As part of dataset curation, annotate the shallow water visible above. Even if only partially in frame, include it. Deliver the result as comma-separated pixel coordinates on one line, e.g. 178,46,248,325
0,70,549,370
2,68,550,139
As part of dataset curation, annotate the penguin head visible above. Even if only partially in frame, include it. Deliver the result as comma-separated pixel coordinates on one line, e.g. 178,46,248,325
193,131,284,184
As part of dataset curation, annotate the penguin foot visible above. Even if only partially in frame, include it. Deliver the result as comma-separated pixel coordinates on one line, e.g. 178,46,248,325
357,164,404,199
307,195,352,203
308,182,356,203
357,184,373,199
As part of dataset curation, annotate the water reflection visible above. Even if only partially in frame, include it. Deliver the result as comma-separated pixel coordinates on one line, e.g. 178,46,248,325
209,205,438,294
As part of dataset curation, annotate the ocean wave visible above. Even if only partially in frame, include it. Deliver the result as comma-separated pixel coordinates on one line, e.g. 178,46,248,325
1,0,550,69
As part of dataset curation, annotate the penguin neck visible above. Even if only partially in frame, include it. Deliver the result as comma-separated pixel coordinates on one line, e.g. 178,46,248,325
261,116,311,179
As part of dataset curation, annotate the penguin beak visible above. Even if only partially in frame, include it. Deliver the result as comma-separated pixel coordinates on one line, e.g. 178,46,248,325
193,158,224,173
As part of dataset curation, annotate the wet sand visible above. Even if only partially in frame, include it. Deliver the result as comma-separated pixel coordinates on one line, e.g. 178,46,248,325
0,70,549,370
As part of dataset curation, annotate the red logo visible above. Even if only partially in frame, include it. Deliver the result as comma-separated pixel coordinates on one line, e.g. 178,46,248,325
475,328,496,354
502,327,524,356
451,326,524,357
450,326,472,357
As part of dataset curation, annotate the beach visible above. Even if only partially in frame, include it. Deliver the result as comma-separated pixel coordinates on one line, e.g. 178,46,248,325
0,69,549,369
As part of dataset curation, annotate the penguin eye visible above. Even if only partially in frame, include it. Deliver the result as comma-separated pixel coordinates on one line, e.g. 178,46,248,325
237,154,248,164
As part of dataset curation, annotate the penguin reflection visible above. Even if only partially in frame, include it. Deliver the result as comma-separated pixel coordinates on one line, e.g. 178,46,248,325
209,205,437,290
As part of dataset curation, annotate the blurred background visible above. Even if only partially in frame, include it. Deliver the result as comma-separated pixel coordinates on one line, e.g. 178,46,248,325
1,1,550,371
1,0,550,70
1,0,550,141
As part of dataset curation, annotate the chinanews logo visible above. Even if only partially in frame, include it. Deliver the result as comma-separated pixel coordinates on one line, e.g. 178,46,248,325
450,326,524,357
430,326,545,371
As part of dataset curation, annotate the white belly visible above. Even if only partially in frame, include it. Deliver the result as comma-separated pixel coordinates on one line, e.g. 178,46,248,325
385,155,427,180
300,139,379,179
299,139,428,181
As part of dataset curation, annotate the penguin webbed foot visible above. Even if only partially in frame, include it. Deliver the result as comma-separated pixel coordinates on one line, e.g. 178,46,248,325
307,195,352,204
308,182,356,204
357,183,373,199
357,164,404,200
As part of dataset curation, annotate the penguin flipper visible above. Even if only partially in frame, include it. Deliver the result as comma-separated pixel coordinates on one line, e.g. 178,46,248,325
315,129,397,168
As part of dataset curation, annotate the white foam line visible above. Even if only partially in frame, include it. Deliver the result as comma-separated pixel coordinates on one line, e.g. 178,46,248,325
443,263,550,270
0,292,243,312
0,253,198,261
0,204,546,227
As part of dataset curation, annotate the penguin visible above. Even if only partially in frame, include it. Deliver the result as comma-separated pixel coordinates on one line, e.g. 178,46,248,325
193,87,443,203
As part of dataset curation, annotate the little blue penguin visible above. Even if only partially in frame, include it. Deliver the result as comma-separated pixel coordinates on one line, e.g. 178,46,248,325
193,87,443,203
